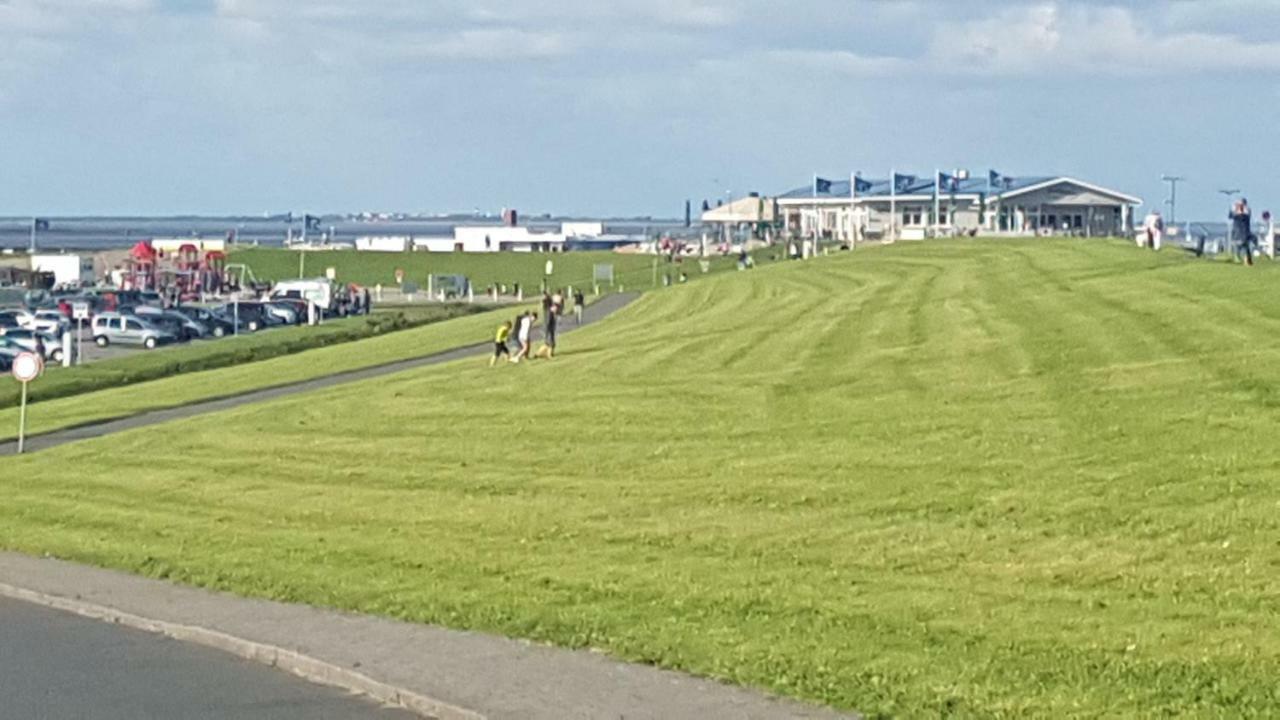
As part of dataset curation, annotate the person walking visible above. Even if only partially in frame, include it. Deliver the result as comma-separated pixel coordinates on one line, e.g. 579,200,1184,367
573,288,585,325
511,311,536,363
490,320,512,366
1230,199,1254,266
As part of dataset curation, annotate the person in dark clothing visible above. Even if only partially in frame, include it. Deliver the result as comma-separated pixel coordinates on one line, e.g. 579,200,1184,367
1230,199,1255,266
572,289,585,325
363,288,372,313
535,307,557,359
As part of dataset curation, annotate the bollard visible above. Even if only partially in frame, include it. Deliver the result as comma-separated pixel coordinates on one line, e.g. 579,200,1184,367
61,330,72,368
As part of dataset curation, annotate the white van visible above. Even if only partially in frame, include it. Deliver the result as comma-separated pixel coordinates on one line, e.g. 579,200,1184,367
271,278,333,312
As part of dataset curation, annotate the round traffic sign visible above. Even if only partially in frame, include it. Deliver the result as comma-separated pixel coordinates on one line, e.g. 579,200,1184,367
11,352,42,383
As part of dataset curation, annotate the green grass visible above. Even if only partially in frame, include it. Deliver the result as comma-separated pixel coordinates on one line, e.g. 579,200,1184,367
5,239,1280,717
234,246,767,292
0,302,530,441
0,306,482,410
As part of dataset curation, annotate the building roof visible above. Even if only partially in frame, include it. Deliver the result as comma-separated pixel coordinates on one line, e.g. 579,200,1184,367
775,175,1131,201
701,195,777,224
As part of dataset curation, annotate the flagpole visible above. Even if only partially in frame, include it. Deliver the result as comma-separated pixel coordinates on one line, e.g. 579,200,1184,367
812,173,818,257
849,172,856,247
889,168,896,242
987,171,994,233
934,168,941,238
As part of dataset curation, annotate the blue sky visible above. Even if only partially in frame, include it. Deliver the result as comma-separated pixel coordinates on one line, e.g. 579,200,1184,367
1,0,1278,219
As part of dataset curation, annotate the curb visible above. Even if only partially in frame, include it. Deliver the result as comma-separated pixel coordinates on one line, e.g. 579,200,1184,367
0,581,484,720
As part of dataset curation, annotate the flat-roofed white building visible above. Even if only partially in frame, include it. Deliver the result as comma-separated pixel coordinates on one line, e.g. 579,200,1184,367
412,226,568,253
768,174,1142,242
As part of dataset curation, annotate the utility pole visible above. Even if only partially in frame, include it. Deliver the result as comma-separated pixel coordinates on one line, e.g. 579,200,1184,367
1160,175,1185,224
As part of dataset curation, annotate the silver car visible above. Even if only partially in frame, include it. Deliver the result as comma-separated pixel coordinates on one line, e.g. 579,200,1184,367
0,329,64,362
91,312,175,350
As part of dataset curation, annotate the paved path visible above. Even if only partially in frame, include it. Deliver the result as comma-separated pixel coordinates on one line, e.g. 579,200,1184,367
0,293,636,456
0,553,857,720
0,596,416,719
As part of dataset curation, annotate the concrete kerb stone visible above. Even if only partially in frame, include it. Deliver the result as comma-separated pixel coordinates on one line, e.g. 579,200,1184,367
0,581,484,720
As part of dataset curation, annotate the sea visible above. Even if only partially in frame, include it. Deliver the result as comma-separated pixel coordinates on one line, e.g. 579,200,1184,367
0,216,688,252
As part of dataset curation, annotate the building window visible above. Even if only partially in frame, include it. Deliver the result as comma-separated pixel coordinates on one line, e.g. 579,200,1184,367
903,207,924,226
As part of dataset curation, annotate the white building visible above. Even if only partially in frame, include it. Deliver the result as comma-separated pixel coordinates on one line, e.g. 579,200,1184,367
769,174,1142,242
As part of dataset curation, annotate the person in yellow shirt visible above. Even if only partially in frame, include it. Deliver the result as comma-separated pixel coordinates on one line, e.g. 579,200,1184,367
490,320,512,366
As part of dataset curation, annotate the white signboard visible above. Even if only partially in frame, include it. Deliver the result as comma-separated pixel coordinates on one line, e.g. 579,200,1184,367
72,302,91,320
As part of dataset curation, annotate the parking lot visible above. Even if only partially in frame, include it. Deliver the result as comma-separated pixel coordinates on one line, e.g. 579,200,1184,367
2,280,375,370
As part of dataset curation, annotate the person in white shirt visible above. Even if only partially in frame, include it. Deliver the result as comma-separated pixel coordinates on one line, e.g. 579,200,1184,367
1141,211,1164,250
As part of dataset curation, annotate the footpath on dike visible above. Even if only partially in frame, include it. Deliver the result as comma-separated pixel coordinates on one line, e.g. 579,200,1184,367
0,553,856,719
0,293,634,456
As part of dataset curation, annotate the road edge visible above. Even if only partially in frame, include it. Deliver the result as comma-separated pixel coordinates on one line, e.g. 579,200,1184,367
0,581,484,720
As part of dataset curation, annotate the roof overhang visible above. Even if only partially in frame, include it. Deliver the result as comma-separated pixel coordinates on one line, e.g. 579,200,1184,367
997,177,1142,205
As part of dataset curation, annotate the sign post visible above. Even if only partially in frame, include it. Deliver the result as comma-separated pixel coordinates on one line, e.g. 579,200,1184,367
72,302,90,366
12,351,43,454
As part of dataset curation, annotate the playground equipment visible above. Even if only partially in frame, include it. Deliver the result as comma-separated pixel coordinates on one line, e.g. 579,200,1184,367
123,241,157,291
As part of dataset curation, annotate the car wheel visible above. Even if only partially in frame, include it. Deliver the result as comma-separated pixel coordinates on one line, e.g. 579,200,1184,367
50,349,63,363
248,320,260,332
144,337,157,350
95,336,109,347
213,326,226,338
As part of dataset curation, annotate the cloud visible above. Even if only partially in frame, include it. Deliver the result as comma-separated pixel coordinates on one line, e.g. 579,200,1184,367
932,3,1280,75
406,28,573,61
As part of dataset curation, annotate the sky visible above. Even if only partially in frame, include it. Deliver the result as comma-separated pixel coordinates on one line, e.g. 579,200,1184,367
1,0,1278,219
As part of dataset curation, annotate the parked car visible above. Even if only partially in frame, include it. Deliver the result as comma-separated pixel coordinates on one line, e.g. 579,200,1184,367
214,302,280,332
0,350,12,372
264,301,300,325
91,312,176,350
266,297,313,324
0,309,33,328
145,314,197,342
0,330,63,363
161,311,209,340
171,306,235,338
25,309,70,334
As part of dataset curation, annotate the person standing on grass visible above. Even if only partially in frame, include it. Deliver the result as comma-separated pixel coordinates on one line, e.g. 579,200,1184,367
491,320,512,366
1230,199,1255,266
512,311,536,363
573,288,585,325
535,305,558,359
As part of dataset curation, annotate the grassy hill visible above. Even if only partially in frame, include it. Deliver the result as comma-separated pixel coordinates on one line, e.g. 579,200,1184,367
4,239,1280,717
232,246,757,293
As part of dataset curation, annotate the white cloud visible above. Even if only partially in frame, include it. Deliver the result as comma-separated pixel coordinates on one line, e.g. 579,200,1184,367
761,49,910,77
407,28,573,61
932,3,1280,75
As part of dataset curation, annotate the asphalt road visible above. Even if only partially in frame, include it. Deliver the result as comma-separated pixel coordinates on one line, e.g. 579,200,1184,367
0,597,416,720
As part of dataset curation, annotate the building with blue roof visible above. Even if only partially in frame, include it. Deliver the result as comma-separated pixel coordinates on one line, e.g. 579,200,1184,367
758,173,1143,242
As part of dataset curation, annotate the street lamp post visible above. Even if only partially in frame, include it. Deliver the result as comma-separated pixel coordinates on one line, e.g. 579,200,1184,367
1161,175,1185,224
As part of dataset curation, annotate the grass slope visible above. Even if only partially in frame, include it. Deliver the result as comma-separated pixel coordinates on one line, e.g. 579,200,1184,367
4,239,1280,717
0,306,480,410
234,246,755,292
0,302,527,440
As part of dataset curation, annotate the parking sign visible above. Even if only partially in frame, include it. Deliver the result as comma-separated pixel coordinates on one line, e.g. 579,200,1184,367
72,302,91,320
